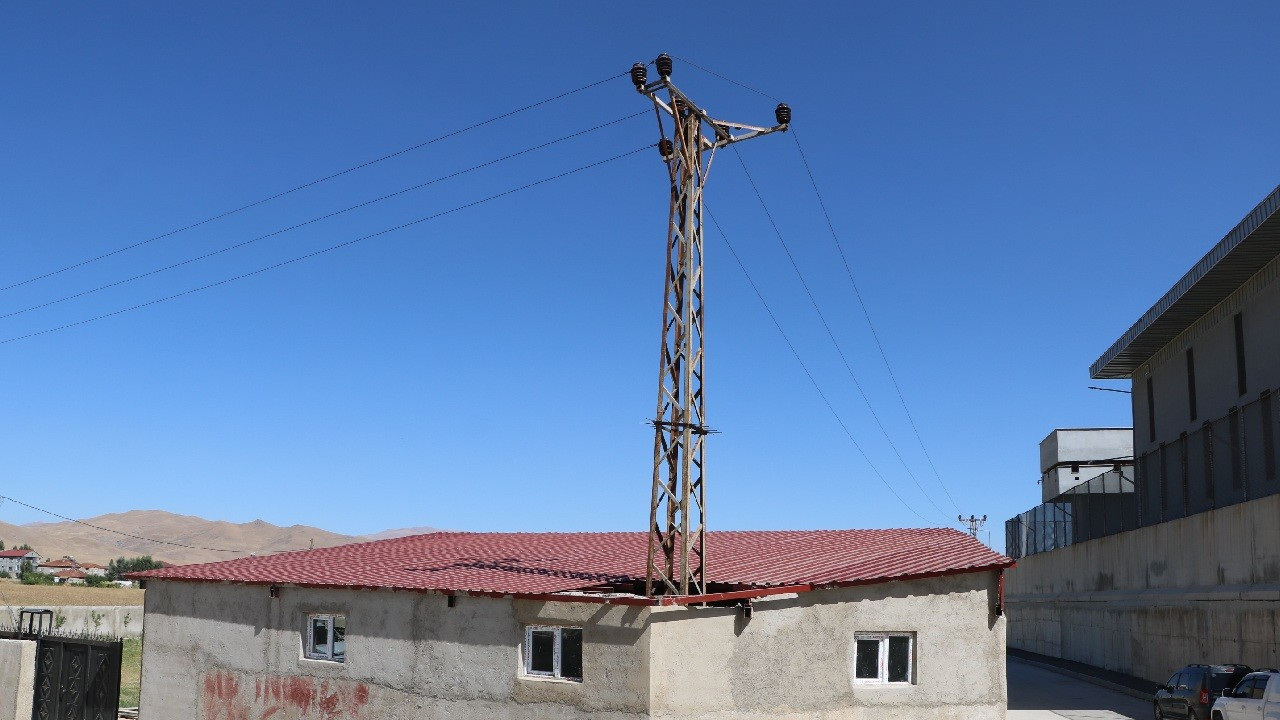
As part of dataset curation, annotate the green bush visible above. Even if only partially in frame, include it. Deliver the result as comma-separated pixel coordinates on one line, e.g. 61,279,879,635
20,570,54,585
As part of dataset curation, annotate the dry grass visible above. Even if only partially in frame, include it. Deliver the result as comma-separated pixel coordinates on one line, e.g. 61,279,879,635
0,580,144,607
120,637,142,708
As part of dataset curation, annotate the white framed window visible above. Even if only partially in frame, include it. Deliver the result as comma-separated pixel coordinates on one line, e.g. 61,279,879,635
522,625,582,682
853,632,914,684
305,613,346,663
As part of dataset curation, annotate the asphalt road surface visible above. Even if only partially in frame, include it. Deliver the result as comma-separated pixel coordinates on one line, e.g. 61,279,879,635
1008,656,1153,720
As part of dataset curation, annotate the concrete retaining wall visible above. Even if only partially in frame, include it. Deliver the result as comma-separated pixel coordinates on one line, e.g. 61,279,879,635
0,638,36,720
139,571,1006,719
27,605,143,638
1006,493,1280,683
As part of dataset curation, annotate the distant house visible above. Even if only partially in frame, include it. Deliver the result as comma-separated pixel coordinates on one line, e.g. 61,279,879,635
0,548,40,576
135,529,1013,719
81,562,108,577
35,558,76,575
52,569,87,585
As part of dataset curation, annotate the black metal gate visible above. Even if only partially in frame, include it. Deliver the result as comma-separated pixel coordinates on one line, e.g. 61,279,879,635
1,610,122,720
31,634,122,720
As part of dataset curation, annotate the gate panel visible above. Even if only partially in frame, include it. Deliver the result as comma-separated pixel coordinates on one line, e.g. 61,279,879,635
28,635,121,720
33,641,61,720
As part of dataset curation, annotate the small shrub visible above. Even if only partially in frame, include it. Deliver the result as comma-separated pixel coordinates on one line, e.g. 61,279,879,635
54,611,66,630
20,571,53,586
90,610,104,632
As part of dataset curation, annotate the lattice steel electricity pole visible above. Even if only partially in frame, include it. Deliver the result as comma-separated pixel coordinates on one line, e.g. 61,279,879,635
632,54,790,596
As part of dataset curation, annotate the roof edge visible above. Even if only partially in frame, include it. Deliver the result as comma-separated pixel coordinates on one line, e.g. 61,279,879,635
1091,184,1280,379
129,559,1015,604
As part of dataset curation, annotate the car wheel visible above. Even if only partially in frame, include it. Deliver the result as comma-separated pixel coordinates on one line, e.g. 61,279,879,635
1153,704,1163,720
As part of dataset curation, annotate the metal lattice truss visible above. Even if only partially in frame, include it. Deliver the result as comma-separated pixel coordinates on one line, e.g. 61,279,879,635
633,56,788,597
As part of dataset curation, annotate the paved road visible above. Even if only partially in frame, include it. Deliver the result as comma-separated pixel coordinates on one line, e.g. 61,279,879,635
1008,656,1153,720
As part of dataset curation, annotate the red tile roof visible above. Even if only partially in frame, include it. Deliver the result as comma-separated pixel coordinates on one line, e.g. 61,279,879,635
0,549,38,558
53,569,86,579
135,529,1012,602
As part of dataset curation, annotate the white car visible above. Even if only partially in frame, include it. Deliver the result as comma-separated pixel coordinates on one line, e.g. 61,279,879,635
1212,671,1280,720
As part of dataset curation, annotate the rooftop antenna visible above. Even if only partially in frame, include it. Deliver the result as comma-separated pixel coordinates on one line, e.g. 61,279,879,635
632,54,789,596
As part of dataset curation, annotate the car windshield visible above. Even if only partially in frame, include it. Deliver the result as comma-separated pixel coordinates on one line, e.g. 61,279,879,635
1210,672,1248,692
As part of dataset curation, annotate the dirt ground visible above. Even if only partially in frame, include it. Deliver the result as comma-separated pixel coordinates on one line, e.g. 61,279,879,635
0,580,144,607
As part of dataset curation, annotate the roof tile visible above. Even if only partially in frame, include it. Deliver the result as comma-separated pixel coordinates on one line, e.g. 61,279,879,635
135,529,1011,599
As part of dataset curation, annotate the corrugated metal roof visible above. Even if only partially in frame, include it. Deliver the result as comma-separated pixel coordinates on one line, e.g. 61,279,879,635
133,529,1011,601
1091,184,1280,379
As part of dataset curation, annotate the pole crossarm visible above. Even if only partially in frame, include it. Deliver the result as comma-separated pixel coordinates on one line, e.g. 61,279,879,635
631,54,788,598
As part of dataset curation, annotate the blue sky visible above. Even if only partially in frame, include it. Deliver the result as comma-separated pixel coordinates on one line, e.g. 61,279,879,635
1,3,1278,549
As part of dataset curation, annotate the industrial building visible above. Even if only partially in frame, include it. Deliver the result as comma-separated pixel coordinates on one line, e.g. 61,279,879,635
134,528,1012,719
1005,183,1280,682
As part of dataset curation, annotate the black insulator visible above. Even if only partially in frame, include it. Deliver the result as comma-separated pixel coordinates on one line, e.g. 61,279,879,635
658,138,674,157
775,103,791,125
656,53,673,78
630,62,648,88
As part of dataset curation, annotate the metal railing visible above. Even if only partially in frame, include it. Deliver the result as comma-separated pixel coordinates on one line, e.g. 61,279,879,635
1006,388,1279,559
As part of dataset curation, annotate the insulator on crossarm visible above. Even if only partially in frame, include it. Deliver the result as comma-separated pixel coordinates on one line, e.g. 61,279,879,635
631,63,648,89
658,139,674,158
656,53,673,78
774,103,791,126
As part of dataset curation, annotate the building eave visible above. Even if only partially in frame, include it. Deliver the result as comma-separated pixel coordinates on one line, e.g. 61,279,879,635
1090,184,1280,379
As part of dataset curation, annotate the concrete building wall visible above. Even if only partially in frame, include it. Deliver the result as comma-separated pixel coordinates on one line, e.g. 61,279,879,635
140,572,1006,719
0,638,36,720
1039,429,1133,502
1132,254,1280,456
1005,492,1280,682
647,572,1006,720
139,580,651,720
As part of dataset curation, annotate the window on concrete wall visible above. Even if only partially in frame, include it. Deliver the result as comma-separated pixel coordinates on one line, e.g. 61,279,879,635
853,632,914,684
1147,377,1156,443
1186,348,1198,422
1235,313,1248,396
305,613,346,663
522,625,582,682
1262,391,1276,483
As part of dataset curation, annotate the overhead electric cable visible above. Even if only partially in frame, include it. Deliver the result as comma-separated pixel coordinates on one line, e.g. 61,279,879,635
707,213,931,525
789,128,963,514
0,112,647,322
0,145,651,346
0,70,630,294
731,147,952,522
0,494,291,554
671,54,780,102
675,55,965,515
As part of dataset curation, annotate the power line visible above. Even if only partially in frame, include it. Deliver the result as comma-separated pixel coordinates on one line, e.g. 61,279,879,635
0,112,647,322
671,54,781,102
730,146,953,522
0,144,651,346
0,494,280,554
676,56,965,517
790,128,964,515
0,70,630,294
708,212,932,525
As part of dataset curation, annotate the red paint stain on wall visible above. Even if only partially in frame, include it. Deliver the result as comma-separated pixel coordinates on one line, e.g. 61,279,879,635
200,670,374,719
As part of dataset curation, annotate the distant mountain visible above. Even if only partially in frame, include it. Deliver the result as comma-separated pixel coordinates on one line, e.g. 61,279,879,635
0,510,363,566
360,525,440,541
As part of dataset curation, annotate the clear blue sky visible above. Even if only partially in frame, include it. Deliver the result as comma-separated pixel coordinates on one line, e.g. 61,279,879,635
2,3,1278,549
